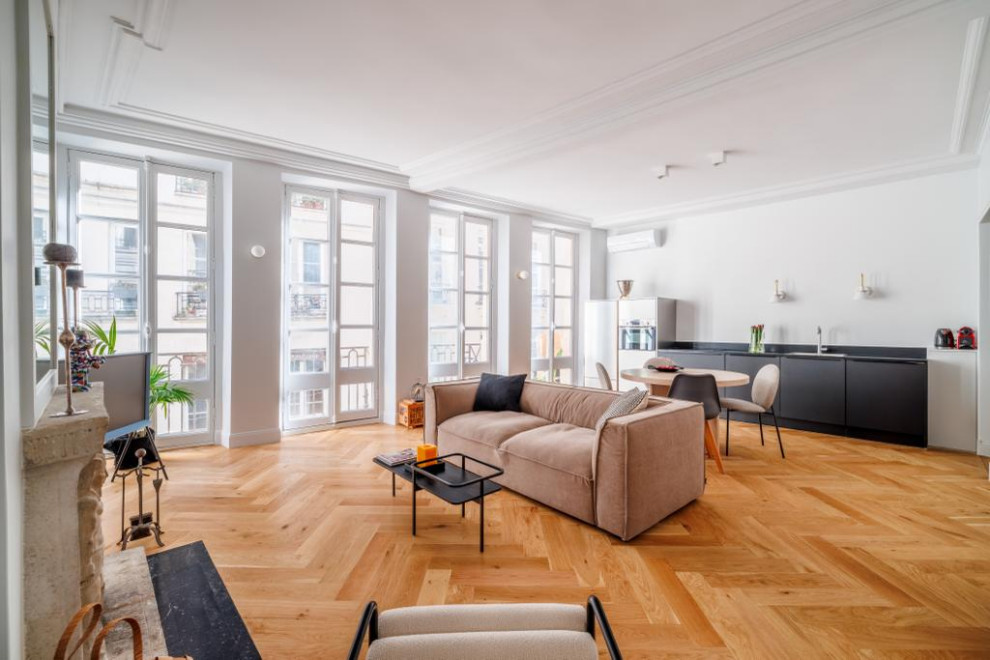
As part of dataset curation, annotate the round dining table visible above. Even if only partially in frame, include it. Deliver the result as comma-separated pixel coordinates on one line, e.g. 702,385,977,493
620,368,750,475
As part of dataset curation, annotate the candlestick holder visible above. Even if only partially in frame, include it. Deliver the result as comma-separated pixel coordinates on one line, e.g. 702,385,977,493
43,243,84,416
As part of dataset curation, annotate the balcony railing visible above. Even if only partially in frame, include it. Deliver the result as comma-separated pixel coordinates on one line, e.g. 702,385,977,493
173,291,208,320
429,342,484,365
290,292,328,320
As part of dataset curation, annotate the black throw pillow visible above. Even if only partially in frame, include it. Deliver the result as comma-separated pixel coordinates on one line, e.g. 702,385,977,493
473,373,527,412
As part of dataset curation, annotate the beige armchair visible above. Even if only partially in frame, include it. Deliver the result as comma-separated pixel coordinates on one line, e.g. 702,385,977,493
348,596,621,660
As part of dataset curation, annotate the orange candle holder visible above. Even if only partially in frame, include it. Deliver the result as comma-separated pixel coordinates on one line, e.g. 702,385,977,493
417,444,438,467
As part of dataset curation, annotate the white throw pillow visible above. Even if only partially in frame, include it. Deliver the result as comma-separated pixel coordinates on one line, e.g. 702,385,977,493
595,387,649,433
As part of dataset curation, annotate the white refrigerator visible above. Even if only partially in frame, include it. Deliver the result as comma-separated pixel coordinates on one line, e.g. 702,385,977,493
583,298,676,390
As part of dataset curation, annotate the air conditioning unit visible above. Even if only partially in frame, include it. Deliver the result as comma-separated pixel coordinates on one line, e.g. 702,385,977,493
606,229,660,253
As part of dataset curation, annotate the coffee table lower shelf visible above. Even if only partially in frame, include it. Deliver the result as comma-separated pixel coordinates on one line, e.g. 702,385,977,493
373,453,503,552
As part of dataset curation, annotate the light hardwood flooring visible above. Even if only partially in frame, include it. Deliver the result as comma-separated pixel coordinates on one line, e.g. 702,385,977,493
101,422,990,659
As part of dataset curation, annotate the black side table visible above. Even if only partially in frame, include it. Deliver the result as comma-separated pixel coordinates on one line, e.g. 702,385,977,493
373,453,503,552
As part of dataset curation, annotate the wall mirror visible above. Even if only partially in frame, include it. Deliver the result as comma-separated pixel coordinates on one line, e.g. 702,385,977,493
29,0,58,385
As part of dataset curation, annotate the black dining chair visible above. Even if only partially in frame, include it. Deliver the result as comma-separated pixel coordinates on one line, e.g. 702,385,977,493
668,373,724,474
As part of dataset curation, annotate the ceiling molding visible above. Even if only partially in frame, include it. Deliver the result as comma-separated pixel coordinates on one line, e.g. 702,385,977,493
949,16,988,153
96,17,146,106
594,153,979,228
430,188,594,227
57,104,412,189
403,0,962,192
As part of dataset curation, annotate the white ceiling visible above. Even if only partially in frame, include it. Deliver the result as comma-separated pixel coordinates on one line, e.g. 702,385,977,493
60,0,990,226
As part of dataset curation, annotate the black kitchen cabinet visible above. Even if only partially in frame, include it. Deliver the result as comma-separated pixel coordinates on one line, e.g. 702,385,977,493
724,354,781,422
846,359,926,443
657,351,724,371
779,356,845,425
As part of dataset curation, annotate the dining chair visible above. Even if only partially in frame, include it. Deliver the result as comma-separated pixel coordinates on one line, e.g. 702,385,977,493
668,373,724,474
721,364,785,458
596,362,613,391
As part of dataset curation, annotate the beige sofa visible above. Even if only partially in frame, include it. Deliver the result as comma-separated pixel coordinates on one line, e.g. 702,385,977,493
425,379,705,541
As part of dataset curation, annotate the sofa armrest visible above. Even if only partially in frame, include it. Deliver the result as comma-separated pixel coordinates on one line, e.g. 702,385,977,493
424,379,480,444
594,399,705,541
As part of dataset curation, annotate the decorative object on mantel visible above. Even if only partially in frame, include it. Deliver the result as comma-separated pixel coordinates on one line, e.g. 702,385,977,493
44,242,84,416
769,279,787,303
616,279,634,299
409,380,426,402
853,272,874,300
749,324,765,353
66,268,106,392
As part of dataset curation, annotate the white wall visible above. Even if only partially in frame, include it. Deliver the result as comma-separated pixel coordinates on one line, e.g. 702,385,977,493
498,213,533,375
1,0,25,653
977,144,990,458
607,170,980,348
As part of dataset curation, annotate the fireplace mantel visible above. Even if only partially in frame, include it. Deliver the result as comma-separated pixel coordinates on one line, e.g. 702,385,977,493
21,384,108,659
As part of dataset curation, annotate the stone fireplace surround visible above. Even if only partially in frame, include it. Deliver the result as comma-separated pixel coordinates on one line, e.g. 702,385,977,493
21,384,107,659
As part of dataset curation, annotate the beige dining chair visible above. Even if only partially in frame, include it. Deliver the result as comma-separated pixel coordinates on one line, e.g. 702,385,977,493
721,364,785,458
595,362,613,391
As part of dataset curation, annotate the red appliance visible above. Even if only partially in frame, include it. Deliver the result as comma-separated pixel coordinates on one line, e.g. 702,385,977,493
957,326,977,350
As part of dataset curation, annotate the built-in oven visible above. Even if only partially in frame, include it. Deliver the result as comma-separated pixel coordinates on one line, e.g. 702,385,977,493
619,323,657,351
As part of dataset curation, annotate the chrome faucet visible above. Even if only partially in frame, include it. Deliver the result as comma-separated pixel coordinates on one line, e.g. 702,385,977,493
816,326,826,354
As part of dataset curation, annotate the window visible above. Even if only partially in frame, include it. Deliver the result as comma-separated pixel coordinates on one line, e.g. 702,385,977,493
70,151,216,444
428,211,494,382
283,187,381,429
531,229,577,384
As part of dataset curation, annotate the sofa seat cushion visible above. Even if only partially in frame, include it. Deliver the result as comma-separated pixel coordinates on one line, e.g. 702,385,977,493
497,423,596,523
439,411,551,449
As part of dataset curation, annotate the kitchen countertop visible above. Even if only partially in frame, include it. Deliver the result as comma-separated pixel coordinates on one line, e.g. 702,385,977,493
657,342,928,363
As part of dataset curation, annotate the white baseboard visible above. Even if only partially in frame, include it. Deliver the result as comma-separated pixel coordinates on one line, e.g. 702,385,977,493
224,427,281,448
978,438,989,458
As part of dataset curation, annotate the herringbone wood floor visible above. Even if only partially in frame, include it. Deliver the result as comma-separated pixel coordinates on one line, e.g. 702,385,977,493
101,422,990,659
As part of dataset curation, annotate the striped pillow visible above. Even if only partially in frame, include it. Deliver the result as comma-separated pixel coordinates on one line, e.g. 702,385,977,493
595,387,649,433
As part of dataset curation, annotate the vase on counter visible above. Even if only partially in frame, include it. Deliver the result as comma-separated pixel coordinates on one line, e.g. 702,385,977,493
749,324,765,353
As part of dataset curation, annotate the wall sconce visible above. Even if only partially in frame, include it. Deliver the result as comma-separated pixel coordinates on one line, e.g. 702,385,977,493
515,270,530,281
769,279,786,303
853,273,873,300
250,245,266,258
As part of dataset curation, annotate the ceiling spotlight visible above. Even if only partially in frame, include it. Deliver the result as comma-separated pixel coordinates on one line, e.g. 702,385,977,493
653,165,669,180
709,150,726,167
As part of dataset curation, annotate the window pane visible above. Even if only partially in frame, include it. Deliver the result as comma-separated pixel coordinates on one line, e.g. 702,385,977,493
287,388,329,421
157,173,208,227
340,286,374,326
464,221,490,257
531,370,550,382
78,219,139,276
429,328,458,365
554,297,572,328
554,267,573,296
553,329,573,358
78,161,139,220
157,280,208,330
158,227,208,278
556,368,573,385
464,257,489,292
428,289,458,327
339,328,374,368
340,382,375,413
292,240,328,285
554,235,574,266
465,294,489,328
464,329,489,364
430,214,457,252
340,242,374,284
532,265,551,297
532,231,551,264
289,285,329,326
81,276,140,332
532,296,550,327
532,329,550,360
157,332,208,380
289,330,328,374
340,199,374,242
113,333,142,354
429,253,458,290
155,398,210,436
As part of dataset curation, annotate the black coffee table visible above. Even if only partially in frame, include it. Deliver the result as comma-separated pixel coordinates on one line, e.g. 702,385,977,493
373,453,503,552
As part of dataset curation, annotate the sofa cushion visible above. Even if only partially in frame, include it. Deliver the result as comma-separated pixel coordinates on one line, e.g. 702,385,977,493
498,423,596,522
473,373,527,412
439,411,551,449
519,381,623,429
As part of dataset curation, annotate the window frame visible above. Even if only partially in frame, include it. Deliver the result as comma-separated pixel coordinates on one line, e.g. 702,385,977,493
530,227,578,385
